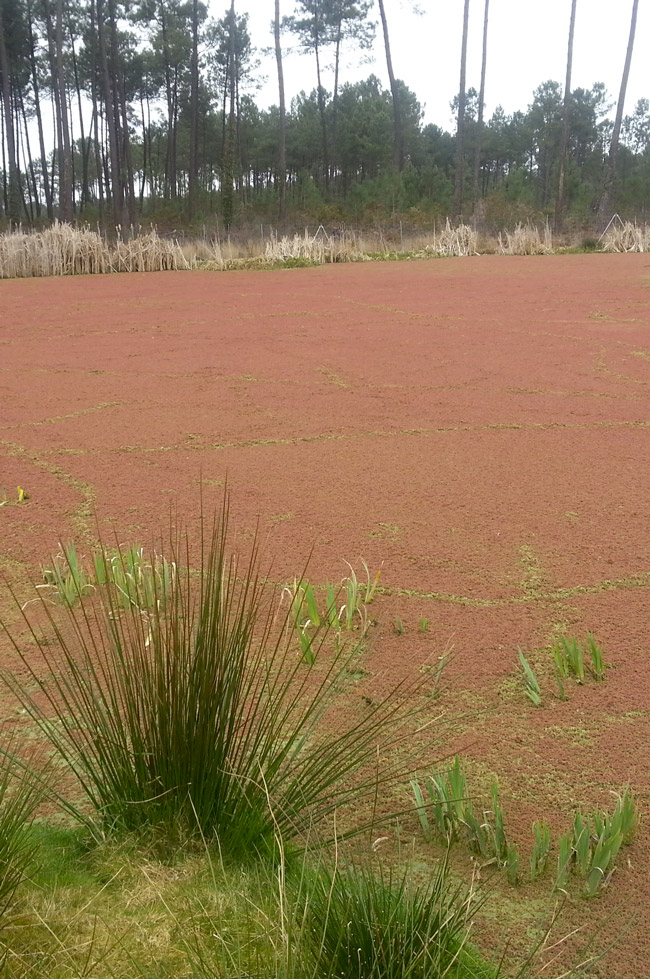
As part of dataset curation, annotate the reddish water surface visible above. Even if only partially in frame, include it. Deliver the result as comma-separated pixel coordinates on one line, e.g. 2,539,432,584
1,254,650,973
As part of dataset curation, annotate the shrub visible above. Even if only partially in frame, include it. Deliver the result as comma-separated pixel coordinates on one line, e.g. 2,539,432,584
1,497,416,855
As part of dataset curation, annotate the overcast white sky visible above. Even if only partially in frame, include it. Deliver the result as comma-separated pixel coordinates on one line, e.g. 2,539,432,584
230,0,648,128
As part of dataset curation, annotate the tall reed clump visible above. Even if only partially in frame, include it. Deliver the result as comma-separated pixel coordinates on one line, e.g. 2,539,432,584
264,230,366,266
0,498,416,855
497,223,553,256
601,221,650,253
0,746,42,924
429,219,478,257
0,223,189,278
302,855,488,979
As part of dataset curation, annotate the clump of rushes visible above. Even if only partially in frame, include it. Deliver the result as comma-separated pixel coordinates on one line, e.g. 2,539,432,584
0,745,41,925
518,650,542,706
305,855,486,979
1,496,418,854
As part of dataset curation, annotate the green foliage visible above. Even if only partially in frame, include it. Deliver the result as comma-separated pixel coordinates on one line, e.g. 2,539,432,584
412,760,515,875
570,790,637,897
554,830,573,892
284,560,380,661
304,856,489,979
586,634,606,681
550,635,606,686
2,499,416,853
0,747,42,924
529,821,551,880
506,845,520,886
39,543,93,607
518,650,542,706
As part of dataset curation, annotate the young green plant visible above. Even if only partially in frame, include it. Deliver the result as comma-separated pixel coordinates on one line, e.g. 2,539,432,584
519,650,542,706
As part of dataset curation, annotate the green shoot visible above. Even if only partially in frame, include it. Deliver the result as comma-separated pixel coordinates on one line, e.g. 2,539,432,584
325,583,339,630
616,787,638,843
554,830,573,892
560,636,584,683
39,543,93,607
519,649,542,706
530,820,550,879
584,830,622,897
587,633,606,681
506,844,520,885
573,812,591,876
393,618,405,635
360,559,381,603
431,651,450,699
419,617,429,632
410,778,432,841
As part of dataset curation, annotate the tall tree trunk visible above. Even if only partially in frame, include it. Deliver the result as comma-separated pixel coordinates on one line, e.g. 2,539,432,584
314,32,328,186
331,17,342,182
159,2,175,198
472,0,489,216
274,0,286,218
454,0,471,219
56,0,74,221
377,0,403,171
96,0,122,226
188,0,199,219
221,0,236,230
19,91,39,219
68,15,91,209
0,1,20,223
27,0,53,219
554,0,577,231
598,0,639,219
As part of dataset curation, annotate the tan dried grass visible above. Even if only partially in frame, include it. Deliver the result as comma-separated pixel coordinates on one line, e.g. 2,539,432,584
0,223,189,279
497,222,553,256
601,221,650,253
429,219,478,257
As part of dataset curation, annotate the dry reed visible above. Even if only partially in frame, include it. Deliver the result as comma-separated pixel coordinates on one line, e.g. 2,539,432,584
263,229,366,264
601,221,650,253
429,219,478,257
0,223,189,279
497,222,553,256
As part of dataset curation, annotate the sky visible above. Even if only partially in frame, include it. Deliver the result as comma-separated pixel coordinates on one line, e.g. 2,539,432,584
231,0,648,129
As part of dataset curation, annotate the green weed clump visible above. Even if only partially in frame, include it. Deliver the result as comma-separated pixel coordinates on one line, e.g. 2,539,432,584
550,634,606,686
518,650,542,706
411,758,518,876
2,500,413,855
304,856,490,979
283,560,381,661
574,789,638,898
0,748,41,925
